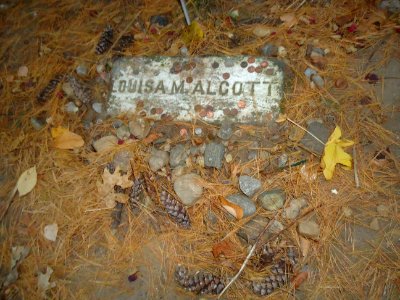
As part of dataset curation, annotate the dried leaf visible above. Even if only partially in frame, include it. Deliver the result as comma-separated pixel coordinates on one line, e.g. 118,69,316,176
220,197,243,220
275,113,287,123
292,271,308,288
17,166,37,197
212,240,236,258
321,126,354,180
299,236,310,257
98,167,132,208
102,167,132,189
51,126,84,149
3,246,30,287
143,133,162,145
182,21,204,44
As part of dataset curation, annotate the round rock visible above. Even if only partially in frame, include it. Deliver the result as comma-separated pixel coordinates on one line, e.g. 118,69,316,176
258,189,286,211
226,194,256,217
93,135,118,152
149,149,169,172
129,119,151,139
174,173,203,206
116,125,131,140
239,175,261,197
170,144,189,168
298,220,320,240
217,119,233,140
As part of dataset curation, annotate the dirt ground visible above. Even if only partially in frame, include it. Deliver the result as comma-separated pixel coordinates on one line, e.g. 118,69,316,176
0,1,399,299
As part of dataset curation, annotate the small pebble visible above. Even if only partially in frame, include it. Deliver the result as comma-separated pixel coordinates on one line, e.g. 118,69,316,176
269,220,284,234
62,82,74,97
342,206,353,217
194,127,203,136
258,189,286,211
278,153,288,168
92,102,103,114
239,175,262,197
217,119,233,140
150,14,169,27
112,119,123,129
170,144,189,168
180,46,189,56
174,173,203,206
260,44,278,57
204,142,225,169
96,64,105,74
76,64,88,76
225,153,233,163
116,125,131,140
278,46,287,57
149,149,169,172
129,119,151,139
65,101,79,113
17,66,28,77
253,25,271,37
30,117,45,130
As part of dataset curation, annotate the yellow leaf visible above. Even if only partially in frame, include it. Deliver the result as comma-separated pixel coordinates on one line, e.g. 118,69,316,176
51,126,84,149
17,166,37,196
182,21,204,44
321,126,354,180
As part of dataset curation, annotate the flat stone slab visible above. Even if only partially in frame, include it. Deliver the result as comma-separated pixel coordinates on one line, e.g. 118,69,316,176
108,56,285,123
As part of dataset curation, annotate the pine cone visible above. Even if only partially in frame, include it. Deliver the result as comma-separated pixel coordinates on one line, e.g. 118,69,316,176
113,34,134,53
160,190,190,228
175,265,225,295
37,74,64,103
66,75,93,104
95,25,114,55
128,177,145,212
111,202,124,229
251,247,298,296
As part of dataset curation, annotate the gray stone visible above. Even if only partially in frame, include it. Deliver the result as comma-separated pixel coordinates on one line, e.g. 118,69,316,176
128,119,151,139
92,102,103,114
237,215,270,245
217,119,234,140
194,127,203,136
30,117,45,130
173,173,203,206
65,101,79,113
169,144,189,168
239,175,261,197
93,135,118,152
260,44,278,57
226,194,256,217
116,125,131,140
298,220,320,240
149,149,169,172
300,121,330,155
283,198,307,219
112,150,134,172
204,142,225,169
108,56,285,124
258,189,285,211
269,220,284,234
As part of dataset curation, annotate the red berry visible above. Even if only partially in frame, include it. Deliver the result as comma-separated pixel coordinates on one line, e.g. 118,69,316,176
348,23,357,33
117,139,124,145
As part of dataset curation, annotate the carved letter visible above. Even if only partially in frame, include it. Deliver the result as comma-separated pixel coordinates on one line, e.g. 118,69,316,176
232,82,243,96
206,81,216,95
138,79,143,93
127,79,137,93
154,80,166,94
246,81,260,96
171,80,185,94
144,79,154,93
192,81,205,95
219,81,229,96
118,80,127,92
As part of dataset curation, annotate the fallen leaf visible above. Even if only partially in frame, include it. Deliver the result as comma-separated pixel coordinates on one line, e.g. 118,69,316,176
220,197,243,220
3,246,30,287
212,240,236,258
38,266,56,296
98,167,133,208
17,166,37,197
182,21,204,44
292,271,308,288
321,126,354,180
280,13,298,28
299,236,310,257
143,133,162,145
275,113,287,123
102,167,132,189
51,126,84,149
43,223,58,242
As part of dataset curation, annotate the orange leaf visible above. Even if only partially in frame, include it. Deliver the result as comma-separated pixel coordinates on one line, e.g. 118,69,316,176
143,133,162,145
220,197,243,219
292,271,309,288
51,127,84,149
212,240,236,258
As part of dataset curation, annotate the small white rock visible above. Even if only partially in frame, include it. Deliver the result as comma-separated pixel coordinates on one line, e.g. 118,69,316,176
92,102,103,114
278,46,287,57
225,153,233,163
65,101,79,113
252,25,271,37
76,64,88,76
194,127,203,136
96,64,105,74
17,66,28,77
43,223,58,242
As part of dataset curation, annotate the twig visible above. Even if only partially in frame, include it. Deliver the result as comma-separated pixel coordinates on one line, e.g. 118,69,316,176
287,117,326,146
353,146,360,188
179,0,191,26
